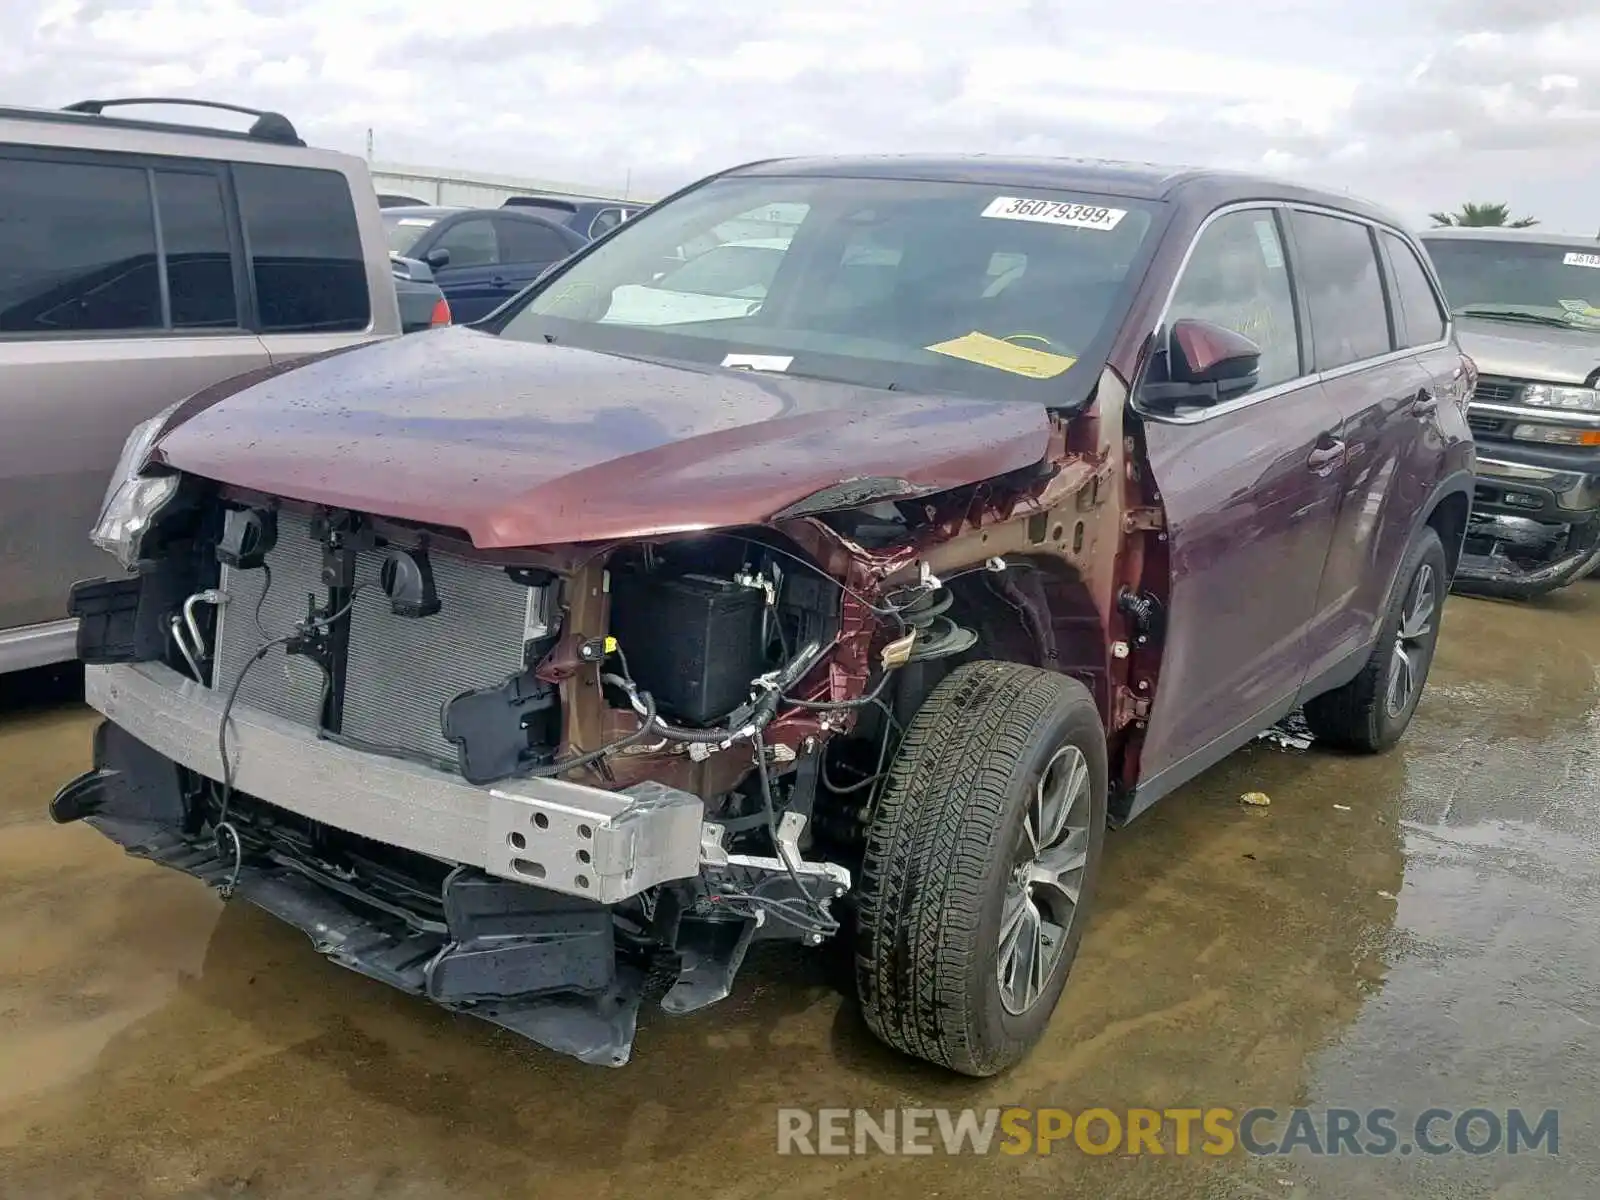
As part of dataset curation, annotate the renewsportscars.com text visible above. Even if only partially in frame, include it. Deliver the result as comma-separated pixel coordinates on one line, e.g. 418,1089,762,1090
776,1106,1559,1157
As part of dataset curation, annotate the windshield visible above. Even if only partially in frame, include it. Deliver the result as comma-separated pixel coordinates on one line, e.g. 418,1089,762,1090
496,175,1159,401
1425,238,1600,333
383,213,438,256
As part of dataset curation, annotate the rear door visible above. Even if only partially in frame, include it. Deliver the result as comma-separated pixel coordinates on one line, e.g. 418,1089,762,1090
425,215,504,322
1380,226,1464,477
0,149,271,638
1290,210,1439,689
493,214,580,299
234,163,389,363
1136,206,1347,790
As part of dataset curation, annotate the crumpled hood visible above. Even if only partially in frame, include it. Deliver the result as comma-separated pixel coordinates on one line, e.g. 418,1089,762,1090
154,327,1053,548
1456,316,1600,387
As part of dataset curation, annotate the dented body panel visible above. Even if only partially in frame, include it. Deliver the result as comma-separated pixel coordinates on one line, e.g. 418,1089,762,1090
153,327,1054,548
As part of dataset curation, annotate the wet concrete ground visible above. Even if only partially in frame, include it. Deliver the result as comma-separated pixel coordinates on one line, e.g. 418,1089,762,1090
1,589,1595,1200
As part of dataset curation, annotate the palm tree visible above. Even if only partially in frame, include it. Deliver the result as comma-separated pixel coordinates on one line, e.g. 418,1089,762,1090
1428,202,1539,228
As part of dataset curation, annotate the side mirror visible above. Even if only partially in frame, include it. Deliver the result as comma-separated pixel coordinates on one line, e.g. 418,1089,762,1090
425,247,451,270
1141,318,1261,409
390,253,434,284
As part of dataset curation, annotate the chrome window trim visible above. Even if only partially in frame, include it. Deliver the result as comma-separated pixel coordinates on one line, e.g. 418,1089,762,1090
1318,343,1441,384
1136,199,1454,427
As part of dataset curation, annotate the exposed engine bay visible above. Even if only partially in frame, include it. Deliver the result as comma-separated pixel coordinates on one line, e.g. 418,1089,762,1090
57,425,1141,1066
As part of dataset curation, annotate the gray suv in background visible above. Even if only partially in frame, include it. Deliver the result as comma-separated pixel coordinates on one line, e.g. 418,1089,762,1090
1422,228,1600,597
0,98,404,673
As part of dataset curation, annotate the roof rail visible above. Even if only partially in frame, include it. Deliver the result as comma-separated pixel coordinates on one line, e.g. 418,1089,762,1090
61,97,303,146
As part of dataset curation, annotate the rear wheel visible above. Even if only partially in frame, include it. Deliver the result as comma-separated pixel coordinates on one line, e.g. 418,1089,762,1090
1305,526,1447,751
854,661,1107,1076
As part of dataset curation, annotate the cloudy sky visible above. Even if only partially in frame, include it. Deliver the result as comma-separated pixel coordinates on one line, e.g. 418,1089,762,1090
4,0,1597,233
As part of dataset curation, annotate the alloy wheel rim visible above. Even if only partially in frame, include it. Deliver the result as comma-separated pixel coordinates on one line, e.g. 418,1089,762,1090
1386,562,1437,718
997,744,1092,1015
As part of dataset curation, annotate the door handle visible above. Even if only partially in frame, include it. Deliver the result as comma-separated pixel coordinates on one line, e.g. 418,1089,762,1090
490,275,513,288
1307,439,1345,473
1409,389,1438,415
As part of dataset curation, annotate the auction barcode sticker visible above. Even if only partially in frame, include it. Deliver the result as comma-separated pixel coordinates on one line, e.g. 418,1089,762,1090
721,353,792,372
1563,251,1600,269
982,196,1126,230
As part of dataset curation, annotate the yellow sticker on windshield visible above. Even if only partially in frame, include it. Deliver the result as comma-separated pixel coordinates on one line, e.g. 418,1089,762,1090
1559,299,1600,326
926,331,1077,379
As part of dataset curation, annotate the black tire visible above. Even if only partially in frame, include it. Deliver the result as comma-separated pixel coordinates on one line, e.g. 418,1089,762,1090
855,661,1107,1076
1304,526,1447,752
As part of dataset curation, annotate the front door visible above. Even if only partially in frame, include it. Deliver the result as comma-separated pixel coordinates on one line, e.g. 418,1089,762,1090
1135,207,1346,789
428,216,506,323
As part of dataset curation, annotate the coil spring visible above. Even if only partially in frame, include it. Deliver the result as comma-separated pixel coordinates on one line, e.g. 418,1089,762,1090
898,588,977,662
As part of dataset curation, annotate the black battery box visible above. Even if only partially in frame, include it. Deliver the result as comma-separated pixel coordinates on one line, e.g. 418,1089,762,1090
609,572,766,725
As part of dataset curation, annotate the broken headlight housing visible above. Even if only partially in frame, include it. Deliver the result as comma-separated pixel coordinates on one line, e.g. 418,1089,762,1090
90,405,181,570
1519,383,1600,413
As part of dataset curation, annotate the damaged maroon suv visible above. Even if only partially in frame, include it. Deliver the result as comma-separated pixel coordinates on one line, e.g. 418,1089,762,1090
55,157,1475,1075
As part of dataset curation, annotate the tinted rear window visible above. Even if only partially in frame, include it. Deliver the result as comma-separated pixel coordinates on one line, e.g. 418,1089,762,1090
505,198,578,216
0,155,162,334
234,163,370,333
1289,212,1392,370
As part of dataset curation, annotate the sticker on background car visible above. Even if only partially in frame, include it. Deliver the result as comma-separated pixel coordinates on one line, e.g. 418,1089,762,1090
1557,299,1600,327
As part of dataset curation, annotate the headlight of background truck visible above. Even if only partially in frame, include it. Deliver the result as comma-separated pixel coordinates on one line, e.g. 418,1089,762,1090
1519,383,1600,412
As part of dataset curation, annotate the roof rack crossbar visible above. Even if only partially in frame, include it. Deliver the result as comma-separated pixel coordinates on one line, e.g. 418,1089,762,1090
62,97,303,146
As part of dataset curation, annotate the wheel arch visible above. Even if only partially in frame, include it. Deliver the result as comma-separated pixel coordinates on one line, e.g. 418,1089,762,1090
1423,472,1474,582
944,555,1109,716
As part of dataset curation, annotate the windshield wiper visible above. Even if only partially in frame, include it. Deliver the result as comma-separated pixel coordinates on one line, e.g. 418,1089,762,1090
1455,307,1583,329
